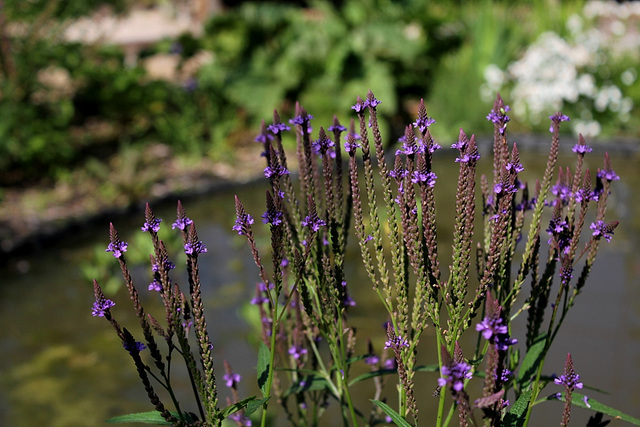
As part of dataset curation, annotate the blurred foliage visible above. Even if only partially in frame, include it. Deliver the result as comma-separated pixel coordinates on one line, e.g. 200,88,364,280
197,0,461,143
1,0,128,22
1,0,637,189
426,0,590,140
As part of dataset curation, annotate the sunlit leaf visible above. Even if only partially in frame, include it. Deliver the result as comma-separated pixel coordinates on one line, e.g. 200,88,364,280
257,341,270,396
370,400,413,427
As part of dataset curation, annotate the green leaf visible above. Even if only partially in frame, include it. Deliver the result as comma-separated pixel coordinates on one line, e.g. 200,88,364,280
554,393,640,425
349,369,396,386
284,374,331,396
349,364,437,386
246,397,270,416
219,395,259,418
257,341,270,396
414,364,440,372
502,388,532,427
517,334,547,388
370,400,413,427
105,411,194,425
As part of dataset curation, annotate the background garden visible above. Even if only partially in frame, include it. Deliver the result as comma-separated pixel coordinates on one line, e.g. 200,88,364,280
0,0,639,426
1,0,639,254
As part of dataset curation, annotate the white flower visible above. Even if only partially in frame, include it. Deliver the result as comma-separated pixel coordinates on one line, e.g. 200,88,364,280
573,120,601,138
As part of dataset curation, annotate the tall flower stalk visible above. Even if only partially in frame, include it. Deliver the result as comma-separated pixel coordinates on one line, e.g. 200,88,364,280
91,92,626,427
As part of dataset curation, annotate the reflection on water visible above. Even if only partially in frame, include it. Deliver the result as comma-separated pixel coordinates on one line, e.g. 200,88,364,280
1,147,639,426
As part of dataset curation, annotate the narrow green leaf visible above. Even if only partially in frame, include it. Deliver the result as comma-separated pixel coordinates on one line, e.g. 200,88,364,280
105,411,188,424
257,341,270,396
517,334,547,388
555,393,640,425
219,395,258,418
284,374,330,396
349,368,396,386
246,397,270,416
350,364,438,386
370,400,413,427
502,389,532,427
413,364,440,372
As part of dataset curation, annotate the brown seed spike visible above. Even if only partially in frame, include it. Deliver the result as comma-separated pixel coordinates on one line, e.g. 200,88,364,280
109,222,118,243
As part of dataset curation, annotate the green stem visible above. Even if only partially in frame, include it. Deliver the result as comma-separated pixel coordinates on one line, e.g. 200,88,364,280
337,315,359,427
260,301,279,427
435,328,446,427
522,278,566,426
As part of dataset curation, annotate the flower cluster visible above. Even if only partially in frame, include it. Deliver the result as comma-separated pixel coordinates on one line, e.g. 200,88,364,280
476,315,517,351
438,360,473,392
92,297,115,317
484,3,638,137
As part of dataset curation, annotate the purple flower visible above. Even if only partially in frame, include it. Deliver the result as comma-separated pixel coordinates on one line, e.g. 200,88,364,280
289,114,313,126
597,168,620,182
384,335,409,350
396,141,421,156
328,124,347,133
232,212,255,236
123,341,147,354
141,218,162,233
367,96,381,108
551,183,571,204
506,161,524,173
268,122,291,134
547,218,569,235
288,345,308,360
456,152,481,163
261,210,283,226
494,182,517,195
427,141,442,153
224,372,242,388
229,411,252,426
365,354,380,365
311,131,335,155
451,139,466,151
263,164,290,178
250,295,269,305
172,217,193,231
549,112,570,132
254,133,274,144
151,259,175,272
438,361,473,392
148,280,162,292
572,143,592,154
344,139,361,153
476,317,508,341
343,294,356,307
413,116,436,133
389,168,409,179
184,241,207,255
106,241,128,258
573,188,592,203
554,354,583,391
301,213,327,232
91,297,115,317
486,105,511,134
351,100,366,114
476,316,517,351
411,170,437,187
590,220,616,242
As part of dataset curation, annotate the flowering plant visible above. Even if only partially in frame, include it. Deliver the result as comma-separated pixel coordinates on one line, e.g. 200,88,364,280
91,92,638,426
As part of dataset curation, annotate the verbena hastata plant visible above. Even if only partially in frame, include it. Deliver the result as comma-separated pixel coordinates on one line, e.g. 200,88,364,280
91,92,637,426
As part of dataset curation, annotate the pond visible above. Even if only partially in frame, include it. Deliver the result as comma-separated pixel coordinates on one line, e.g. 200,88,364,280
1,143,639,426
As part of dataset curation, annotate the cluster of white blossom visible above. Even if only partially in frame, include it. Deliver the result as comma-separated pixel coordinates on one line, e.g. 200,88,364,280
482,1,639,137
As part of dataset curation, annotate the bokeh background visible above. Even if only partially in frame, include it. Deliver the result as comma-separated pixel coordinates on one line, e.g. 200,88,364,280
1,0,639,426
